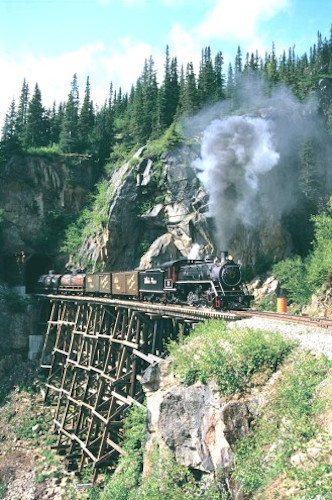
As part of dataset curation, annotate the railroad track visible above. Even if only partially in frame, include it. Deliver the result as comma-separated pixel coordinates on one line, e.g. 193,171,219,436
36,293,331,330
234,309,332,330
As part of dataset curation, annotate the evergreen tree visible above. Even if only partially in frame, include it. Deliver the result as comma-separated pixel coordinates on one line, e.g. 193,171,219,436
214,51,225,100
178,62,198,116
198,47,216,105
1,99,21,155
226,63,235,98
265,42,279,86
93,84,114,165
60,73,80,153
78,76,95,153
23,83,48,148
15,79,29,145
234,46,243,83
299,139,322,209
158,46,180,131
49,101,64,145
130,57,158,143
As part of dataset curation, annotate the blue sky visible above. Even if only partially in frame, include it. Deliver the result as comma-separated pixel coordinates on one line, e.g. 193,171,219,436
0,0,331,127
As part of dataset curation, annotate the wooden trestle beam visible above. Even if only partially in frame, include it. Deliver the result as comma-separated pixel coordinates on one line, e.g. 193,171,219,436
40,298,198,478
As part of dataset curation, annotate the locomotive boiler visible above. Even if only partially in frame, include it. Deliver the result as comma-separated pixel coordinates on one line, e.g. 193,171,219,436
138,251,252,309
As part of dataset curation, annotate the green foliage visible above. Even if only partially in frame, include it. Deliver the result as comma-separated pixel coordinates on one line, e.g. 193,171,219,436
33,209,73,253
146,122,183,156
167,320,294,395
61,179,113,259
255,294,277,312
0,208,5,225
306,198,332,288
130,445,230,500
0,478,6,497
99,404,146,500
26,144,63,155
273,198,332,305
272,255,312,305
233,353,332,497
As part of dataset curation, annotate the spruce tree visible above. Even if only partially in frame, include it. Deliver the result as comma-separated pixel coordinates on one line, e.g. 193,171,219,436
23,83,48,148
214,51,225,101
16,78,29,146
179,62,198,116
1,99,21,155
78,76,95,153
198,47,216,105
60,73,80,153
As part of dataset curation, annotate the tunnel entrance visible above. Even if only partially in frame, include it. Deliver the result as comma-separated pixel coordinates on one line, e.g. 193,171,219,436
25,254,55,293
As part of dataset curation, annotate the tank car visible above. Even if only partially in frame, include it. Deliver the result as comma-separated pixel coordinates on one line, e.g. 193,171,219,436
36,271,62,294
58,272,85,294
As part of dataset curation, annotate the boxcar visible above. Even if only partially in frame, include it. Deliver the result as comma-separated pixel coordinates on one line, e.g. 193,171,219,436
86,272,112,294
112,271,139,297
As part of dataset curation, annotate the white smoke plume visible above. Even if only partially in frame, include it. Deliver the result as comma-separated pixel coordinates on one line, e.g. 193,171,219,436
194,116,279,248
187,243,202,259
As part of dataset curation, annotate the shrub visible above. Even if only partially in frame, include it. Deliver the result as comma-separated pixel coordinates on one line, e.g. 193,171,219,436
233,353,332,497
99,404,147,500
273,255,312,305
167,320,294,396
130,445,231,500
306,198,332,288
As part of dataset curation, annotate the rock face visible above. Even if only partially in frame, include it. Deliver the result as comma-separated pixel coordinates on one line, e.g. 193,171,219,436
0,154,96,255
142,359,254,497
0,283,41,354
78,144,292,272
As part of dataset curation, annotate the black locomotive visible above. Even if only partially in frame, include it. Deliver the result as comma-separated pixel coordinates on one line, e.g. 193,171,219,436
36,252,252,310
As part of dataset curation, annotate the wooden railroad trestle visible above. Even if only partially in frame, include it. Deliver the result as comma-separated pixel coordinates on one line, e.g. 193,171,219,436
40,297,203,478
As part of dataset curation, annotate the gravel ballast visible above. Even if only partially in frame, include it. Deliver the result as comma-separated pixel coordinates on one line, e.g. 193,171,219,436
228,317,332,360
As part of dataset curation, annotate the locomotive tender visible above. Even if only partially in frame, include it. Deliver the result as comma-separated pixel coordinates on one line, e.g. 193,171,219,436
37,252,253,310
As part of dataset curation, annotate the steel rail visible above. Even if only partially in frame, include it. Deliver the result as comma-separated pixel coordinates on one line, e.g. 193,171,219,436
36,293,241,322
34,293,332,330
234,309,332,330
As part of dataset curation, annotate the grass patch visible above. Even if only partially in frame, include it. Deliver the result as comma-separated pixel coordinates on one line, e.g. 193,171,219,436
232,352,332,497
98,404,147,500
130,445,230,500
167,320,294,396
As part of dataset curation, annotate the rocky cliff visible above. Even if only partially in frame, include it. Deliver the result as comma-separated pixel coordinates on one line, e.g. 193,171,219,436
0,153,96,256
77,144,293,272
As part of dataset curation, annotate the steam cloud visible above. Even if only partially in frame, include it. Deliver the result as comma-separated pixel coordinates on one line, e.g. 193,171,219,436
194,116,280,248
186,78,332,257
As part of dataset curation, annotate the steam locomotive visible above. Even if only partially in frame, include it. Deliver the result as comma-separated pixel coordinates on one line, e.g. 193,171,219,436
36,252,253,310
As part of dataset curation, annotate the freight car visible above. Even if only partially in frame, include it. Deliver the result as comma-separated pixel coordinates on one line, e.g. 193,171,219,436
36,252,252,310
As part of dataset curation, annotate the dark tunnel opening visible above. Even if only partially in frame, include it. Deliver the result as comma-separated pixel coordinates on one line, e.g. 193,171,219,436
25,254,55,293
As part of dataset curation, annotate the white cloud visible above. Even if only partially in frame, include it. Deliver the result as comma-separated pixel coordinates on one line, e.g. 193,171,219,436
196,0,290,40
0,42,106,126
0,38,165,128
168,23,200,68
101,37,164,87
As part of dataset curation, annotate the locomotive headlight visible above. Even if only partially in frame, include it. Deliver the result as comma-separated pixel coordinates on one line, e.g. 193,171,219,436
228,255,233,261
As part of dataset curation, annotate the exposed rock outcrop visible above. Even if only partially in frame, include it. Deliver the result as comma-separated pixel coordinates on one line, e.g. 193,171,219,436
0,154,96,255
77,144,293,272
142,358,254,498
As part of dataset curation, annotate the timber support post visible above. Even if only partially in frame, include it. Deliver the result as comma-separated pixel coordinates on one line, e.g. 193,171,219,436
40,297,202,478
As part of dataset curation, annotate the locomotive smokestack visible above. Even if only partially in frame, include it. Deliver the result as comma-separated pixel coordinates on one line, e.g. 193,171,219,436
220,251,228,262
